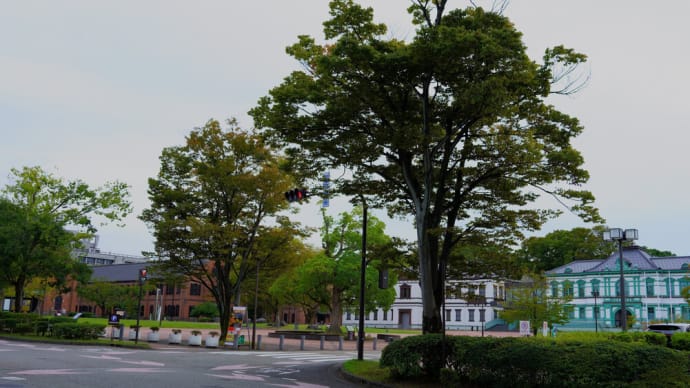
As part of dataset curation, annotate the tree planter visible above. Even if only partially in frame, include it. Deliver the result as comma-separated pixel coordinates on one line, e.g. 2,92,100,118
205,332,220,348
188,331,202,346
168,330,182,344
147,328,160,342
128,327,141,341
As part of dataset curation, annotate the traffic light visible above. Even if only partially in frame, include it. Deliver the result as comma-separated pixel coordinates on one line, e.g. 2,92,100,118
285,188,308,202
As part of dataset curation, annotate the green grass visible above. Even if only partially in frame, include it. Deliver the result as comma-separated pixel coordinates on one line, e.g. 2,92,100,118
343,360,390,383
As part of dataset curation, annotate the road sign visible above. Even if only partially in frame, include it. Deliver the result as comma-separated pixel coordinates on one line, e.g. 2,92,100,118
519,320,530,336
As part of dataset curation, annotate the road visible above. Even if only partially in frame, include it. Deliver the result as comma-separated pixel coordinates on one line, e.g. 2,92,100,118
0,339,379,387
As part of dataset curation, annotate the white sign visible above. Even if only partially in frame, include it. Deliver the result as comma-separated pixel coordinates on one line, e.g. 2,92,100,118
542,321,549,336
519,320,531,336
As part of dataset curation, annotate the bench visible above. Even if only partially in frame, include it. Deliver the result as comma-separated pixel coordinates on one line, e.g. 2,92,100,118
376,334,401,342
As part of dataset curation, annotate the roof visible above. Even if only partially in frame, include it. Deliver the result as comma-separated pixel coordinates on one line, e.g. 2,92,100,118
546,246,690,275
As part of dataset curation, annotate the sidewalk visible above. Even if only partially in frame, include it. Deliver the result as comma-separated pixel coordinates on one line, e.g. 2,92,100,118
127,327,521,353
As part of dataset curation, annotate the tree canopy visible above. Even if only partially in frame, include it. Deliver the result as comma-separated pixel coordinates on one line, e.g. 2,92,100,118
0,166,130,312
501,274,571,335
140,119,304,342
251,0,598,332
518,227,613,273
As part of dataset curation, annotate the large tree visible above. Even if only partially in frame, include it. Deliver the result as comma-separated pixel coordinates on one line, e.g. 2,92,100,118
140,119,302,343
251,1,599,332
0,167,130,312
518,227,613,273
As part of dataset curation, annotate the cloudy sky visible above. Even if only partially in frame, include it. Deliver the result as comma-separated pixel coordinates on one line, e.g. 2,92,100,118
2,1,689,257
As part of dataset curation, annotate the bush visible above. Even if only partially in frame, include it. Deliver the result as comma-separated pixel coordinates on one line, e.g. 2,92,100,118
190,302,219,319
52,323,106,340
381,335,690,387
670,332,690,350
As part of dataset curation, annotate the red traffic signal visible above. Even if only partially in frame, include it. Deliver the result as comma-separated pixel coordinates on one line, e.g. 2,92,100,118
139,269,148,279
285,188,308,202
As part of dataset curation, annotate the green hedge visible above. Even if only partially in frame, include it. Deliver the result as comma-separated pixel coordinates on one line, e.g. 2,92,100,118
52,322,106,340
380,335,690,387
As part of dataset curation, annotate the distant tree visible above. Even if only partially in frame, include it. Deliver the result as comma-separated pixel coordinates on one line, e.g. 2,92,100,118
251,1,599,333
77,279,150,317
0,166,130,312
286,209,398,334
140,119,303,343
518,227,614,272
639,246,676,258
501,274,571,335
190,302,220,319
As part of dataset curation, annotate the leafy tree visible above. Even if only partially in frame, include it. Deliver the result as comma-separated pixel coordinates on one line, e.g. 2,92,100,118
0,166,131,312
285,209,398,334
501,274,571,335
190,301,220,319
251,1,599,332
77,279,149,317
518,226,613,272
140,119,303,343
639,246,676,258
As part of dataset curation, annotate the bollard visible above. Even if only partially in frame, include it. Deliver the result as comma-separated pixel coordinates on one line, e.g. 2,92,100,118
234,334,239,350
257,334,262,350
338,336,343,351
320,335,325,350
279,335,284,351
300,335,305,351
373,337,377,350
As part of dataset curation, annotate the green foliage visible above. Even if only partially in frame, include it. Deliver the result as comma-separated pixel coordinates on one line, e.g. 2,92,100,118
51,322,105,340
381,334,690,387
140,119,302,343
519,227,614,272
190,302,219,318
670,332,690,350
77,279,142,317
0,166,130,312
252,0,598,333
501,274,571,334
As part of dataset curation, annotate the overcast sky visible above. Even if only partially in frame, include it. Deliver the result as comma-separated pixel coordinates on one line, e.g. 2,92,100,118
2,1,689,257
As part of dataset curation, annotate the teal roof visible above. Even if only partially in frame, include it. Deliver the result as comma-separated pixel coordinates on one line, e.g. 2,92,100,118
546,246,690,275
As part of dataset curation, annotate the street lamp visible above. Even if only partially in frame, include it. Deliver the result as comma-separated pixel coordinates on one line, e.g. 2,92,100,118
135,268,148,344
603,228,638,331
592,290,599,333
357,196,367,361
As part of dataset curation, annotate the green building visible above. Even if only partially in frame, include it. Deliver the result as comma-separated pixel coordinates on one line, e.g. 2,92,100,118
545,246,690,331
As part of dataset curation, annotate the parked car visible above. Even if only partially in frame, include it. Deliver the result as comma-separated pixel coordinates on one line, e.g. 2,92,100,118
646,323,690,338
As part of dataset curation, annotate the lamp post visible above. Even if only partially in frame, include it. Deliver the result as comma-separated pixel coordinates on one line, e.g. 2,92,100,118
252,261,260,350
357,196,367,361
135,268,148,344
592,290,599,333
603,228,638,331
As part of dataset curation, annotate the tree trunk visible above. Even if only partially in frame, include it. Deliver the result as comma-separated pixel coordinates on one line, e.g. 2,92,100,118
417,214,444,334
326,287,344,334
13,282,24,312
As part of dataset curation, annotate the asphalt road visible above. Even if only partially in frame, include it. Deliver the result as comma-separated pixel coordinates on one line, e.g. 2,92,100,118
0,339,378,387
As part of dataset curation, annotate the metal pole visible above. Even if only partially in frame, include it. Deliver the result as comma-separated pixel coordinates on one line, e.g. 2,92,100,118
358,198,367,361
135,278,143,344
619,240,627,331
252,261,259,350
593,291,599,333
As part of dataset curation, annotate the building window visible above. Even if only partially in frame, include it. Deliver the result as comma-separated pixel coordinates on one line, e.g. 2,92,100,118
577,281,586,298
190,283,202,296
648,307,656,320
591,279,600,295
445,309,451,321
566,306,575,319
346,312,351,320
383,309,387,320
479,309,485,322
373,310,378,320
646,278,655,296
166,284,175,295
478,285,486,296
563,281,574,297
455,309,462,321
469,309,475,322
400,284,411,299
578,307,585,319
551,282,559,297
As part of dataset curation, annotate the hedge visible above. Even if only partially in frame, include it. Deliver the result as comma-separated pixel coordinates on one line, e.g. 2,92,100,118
380,335,690,387
51,322,106,340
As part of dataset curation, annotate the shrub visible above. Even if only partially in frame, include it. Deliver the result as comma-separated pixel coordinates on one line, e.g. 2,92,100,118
190,302,219,319
52,323,106,340
670,332,690,350
382,335,690,387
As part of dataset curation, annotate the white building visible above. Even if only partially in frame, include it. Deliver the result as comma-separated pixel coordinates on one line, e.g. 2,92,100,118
73,235,149,266
342,278,507,330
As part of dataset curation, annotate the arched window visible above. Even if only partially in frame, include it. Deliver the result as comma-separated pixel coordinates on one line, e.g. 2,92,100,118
563,281,574,297
551,281,559,297
591,279,600,295
577,280,586,298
